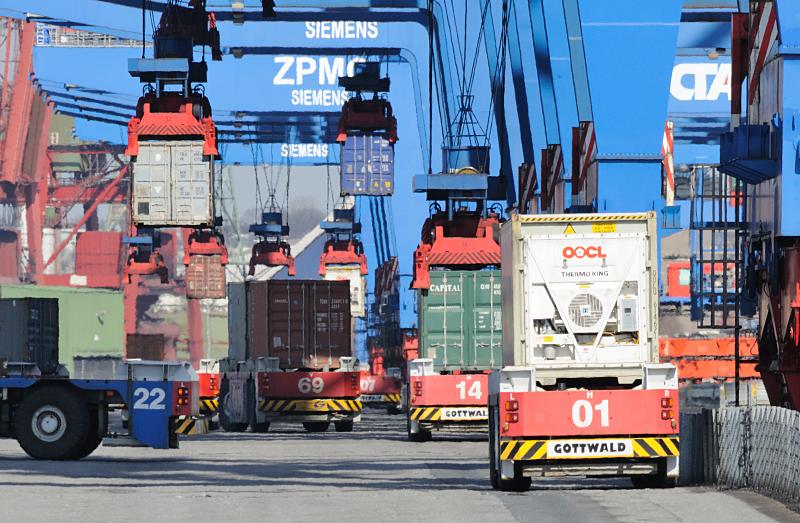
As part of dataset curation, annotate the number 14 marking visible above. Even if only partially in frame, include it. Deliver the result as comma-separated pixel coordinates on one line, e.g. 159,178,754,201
456,381,482,400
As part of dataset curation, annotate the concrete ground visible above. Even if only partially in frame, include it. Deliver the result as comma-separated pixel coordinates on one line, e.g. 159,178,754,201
0,410,798,522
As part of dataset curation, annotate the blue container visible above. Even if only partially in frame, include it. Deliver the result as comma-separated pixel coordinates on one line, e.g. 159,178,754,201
340,134,395,196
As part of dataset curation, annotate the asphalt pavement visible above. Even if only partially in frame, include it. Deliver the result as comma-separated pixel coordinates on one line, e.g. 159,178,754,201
0,410,797,522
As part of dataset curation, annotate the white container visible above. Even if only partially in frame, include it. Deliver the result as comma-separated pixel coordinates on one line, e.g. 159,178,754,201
500,212,658,376
324,264,366,317
132,141,214,226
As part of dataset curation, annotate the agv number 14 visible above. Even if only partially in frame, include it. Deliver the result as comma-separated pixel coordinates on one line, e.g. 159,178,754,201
456,381,482,400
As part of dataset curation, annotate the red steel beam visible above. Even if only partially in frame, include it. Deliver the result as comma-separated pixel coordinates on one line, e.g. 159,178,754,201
187,294,204,368
41,164,128,272
1,21,35,184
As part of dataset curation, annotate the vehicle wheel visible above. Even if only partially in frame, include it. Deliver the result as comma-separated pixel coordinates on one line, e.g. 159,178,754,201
208,418,220,431
631,472,676,489
15,386,91,460
71,406,103,460
406,417,432,442
219,377,248,433
334,420,353,432
489,406,530,492
247,381,270,433
387,405,402,415
303,422,330,433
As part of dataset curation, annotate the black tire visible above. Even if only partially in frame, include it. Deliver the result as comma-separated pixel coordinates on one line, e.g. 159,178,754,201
71,406,103,460
219,377,248,433
303,422,330,433
247,381,270,433
387,405,402,415
489,405,530,492
334,420,353,432
631,472,676,489
406,416,432,442
15,386,92,460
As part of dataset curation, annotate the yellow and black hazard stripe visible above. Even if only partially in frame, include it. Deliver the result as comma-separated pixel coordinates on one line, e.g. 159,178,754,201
499,437,680,460
518,214,648,223
383,393,402,405
259,398,363,413
632,437,680,457
173,415,207,435
409,407,442,422
199,398,219,413
326,399,363,412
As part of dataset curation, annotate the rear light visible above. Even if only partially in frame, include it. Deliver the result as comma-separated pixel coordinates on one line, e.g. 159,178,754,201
351,373,359,392
661,409,674,420
176,386,190,407
505,400,519,411
413,380,423,396
258,374,270,396
661,397,674,408
505,412,519,423
209,376,218,392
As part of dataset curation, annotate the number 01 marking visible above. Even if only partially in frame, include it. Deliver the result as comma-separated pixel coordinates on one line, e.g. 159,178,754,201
132,387,166,410
571,399,609,428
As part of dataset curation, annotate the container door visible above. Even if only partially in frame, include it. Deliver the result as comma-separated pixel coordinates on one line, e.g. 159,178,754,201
27,298,59,374
0,299,27,362
133,143,171,225
421,272,467,369
172,142,212,225
370,136,394,195
306,281,351,369
469,271,503,369
246,281,271,359
267,281,307,368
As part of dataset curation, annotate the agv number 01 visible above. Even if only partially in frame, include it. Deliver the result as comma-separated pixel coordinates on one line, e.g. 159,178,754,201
571,399,609,428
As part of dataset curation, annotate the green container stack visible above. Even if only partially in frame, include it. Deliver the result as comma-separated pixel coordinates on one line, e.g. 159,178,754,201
417,270,503,371
0,285,124,374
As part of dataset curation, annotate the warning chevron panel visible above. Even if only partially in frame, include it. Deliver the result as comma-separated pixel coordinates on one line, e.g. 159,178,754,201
499,437,679,460
410,406,488,422
259,398,363,413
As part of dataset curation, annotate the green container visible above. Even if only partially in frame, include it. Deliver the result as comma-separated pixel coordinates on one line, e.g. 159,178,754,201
418,270,502,371
0,285,124,374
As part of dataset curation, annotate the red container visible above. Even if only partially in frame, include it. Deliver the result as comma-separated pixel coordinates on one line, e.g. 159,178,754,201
126,333,165,360
238,280,352,370
75,231,122,278
666,261,690,298
185,254,226,299
0,230,19,281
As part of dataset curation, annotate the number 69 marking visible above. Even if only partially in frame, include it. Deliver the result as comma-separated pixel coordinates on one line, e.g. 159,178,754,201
132,387,166,410
298,377,324,394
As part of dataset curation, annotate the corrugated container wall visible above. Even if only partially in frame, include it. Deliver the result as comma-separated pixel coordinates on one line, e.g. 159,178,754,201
227,280,352,369
323,265,366,317
418,270,503,371
0,285,124,374
340,134,394,196
126,333,165,360
132,141,214,226
0,230,19,282
227,282,247,361
0,298,59,374
75,231,122,279
185,254,226,299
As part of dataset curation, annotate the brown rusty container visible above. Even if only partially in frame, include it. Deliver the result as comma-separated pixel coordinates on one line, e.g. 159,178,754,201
232,280,352,370
185,254,226,299
126,333,165,361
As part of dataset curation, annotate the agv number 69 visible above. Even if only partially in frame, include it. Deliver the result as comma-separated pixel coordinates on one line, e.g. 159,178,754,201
298,376,325,394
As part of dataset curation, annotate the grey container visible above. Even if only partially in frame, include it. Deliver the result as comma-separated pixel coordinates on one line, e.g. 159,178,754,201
132,140,214,226
340,134,394,196
72,355,122,379
0,298,59,374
